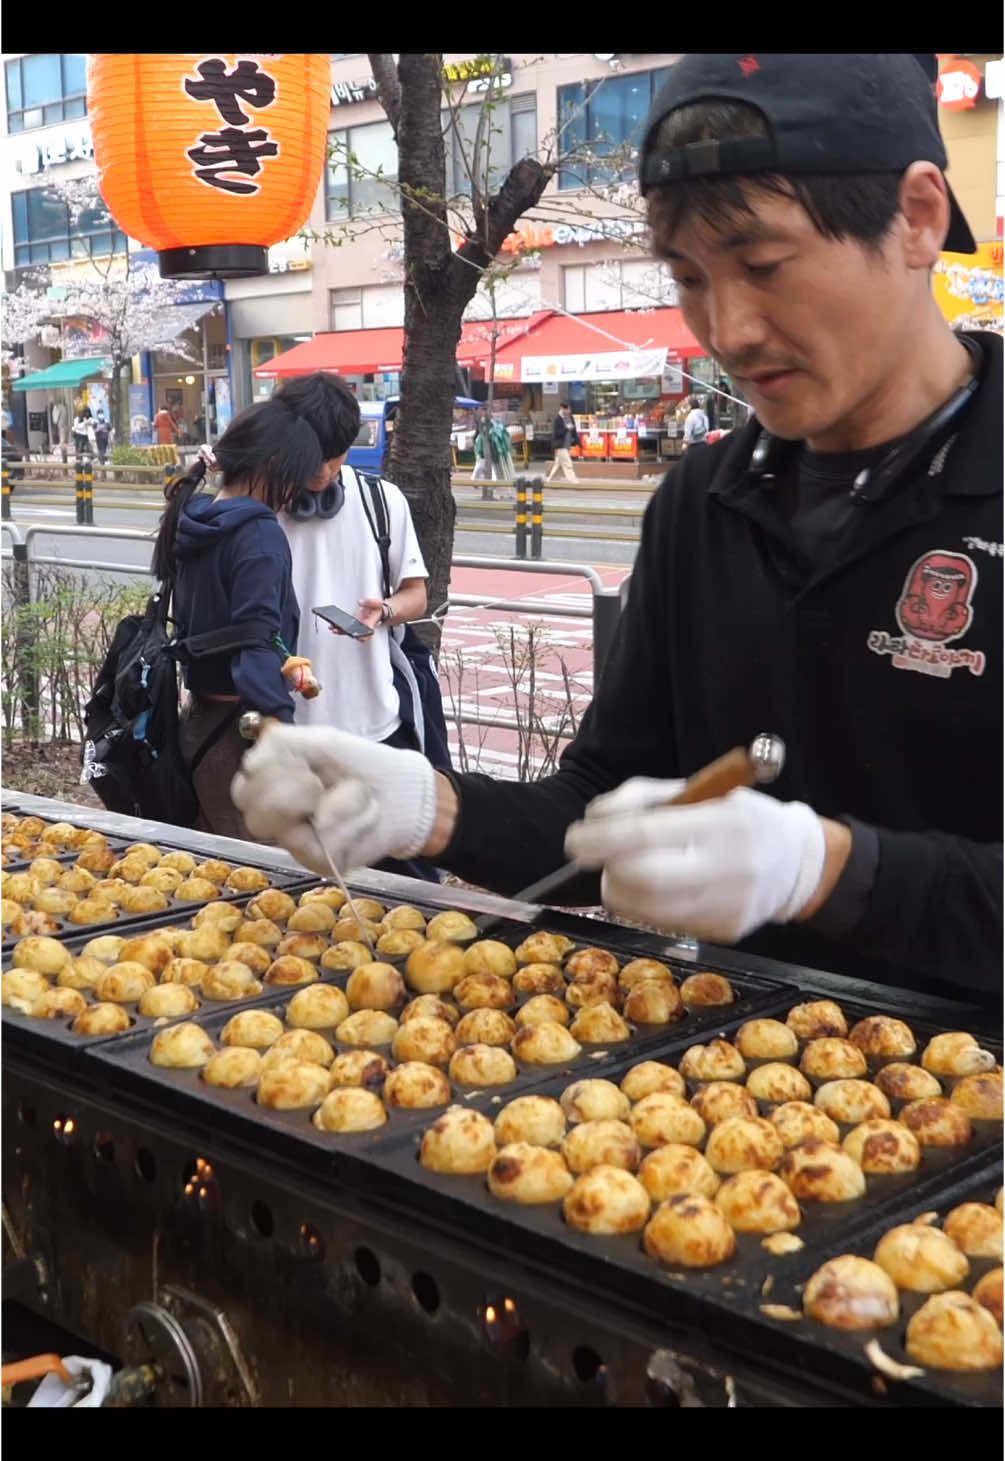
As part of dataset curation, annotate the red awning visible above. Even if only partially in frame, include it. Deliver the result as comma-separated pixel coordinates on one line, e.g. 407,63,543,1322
479,308,704,374
254,319,535,379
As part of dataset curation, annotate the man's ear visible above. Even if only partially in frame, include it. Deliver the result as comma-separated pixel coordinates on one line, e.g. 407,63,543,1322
897,161,953,269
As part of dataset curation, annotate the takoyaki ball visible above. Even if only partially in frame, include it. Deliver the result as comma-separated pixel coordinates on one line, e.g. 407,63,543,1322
875,1063,943,1102
96,962,156,1003
906,1292,1004,1371
405,939,466,994
488,1142,575,1204
382,904,427,932
19,910,64,935
786,1000,848,1040
943,1203,1003,1261
491,1094,569,1154
704,1116,783,1174
221,1009,285,1050
623,980,685,1025
922,1032,996,1078
4,970,58,1010
643,1194,736,1267
272,1028,336,1067
344,961,406,1011
799,1038,867,1082
159,850,196,875
514,931,576,966
618,957,675,991
67,897,118,926
848,1015,916,1059
420,1106,497,1174
777,1141,866,1202
285,902,336,933
150,1021,215,1069
276,932,329,962
565,947,620,981
123,841,162,865
679,1039,746,1084
332,917,381,946
224,866,270,894
841,1119,922,1174
28,856,66,885
715,1170,801,1234
803,1256,899,1330
335,1010,399,1047
247,889,299,924
691,1081,759,1127
875,1221,970,1292
565,970,620,1010
383,1063,452,1110
973,1267,1004,1328
515,994,570,1027
177,926,231,963
814,1079,891,1125
511,1022,582,1066
109,854,150,884
329,1050,390,1091
454,972,514,1012
73,1002,132,1036
679,972,735,1006
564,1167,651,1236
569,1001,631,1044
449,1043,517,1087
202,1047,262,1089
195,860,231,885
562,1119,640,1175
631,1093,707,1149
511,963,565,997
201,961,263,1002
620,1061,686,1102
638,1144,720,1202
344,898,383,922
950,1071,1004,1122
56,866,97,895
193,902,244,932
80,934,124,965
138,867,183,895
58,955,106,990
313,1088,387,1134
376,929,425,959
264,955,319,987
233,918,283,948
30,986,87,1020
223,942,272,977
901,1097,973,1147
425,910,478,944
746,1063,813,1105
14,817,46,838
118,886,169,916
561,1079,630,1125
391,1015,456,1067
461,940,517,980
299,886,347,911
454,1009,516,1047
119,933,173,975
258,1061,332,1111
138,983,200,1019
1,899,25,933
33,887,78,916
320,941,372,973
174,877,221,904
736,1019,799,1062
3,873,40,904
400,994,459,1027
161,957,208,988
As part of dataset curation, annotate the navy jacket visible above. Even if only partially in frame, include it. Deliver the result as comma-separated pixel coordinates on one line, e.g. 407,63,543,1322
443,332,1002,1006
171,494,299,723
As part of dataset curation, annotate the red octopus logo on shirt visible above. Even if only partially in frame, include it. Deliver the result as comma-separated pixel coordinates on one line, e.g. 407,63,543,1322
895,551,976,642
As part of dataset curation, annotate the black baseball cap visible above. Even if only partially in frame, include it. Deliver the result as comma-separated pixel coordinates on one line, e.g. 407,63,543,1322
640,53,977,254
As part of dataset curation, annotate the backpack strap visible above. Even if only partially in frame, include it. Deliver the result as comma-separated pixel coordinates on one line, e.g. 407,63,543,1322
188,702,242,775
356,469,393,601
179,619,279,661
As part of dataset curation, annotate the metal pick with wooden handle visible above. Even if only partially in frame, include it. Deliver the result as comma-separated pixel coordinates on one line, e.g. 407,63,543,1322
238,711,377,959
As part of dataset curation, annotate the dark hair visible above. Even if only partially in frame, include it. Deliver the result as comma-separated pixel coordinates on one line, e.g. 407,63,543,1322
559,402,569,410
647,101,903,257
273,371,361,459
151,398,323,581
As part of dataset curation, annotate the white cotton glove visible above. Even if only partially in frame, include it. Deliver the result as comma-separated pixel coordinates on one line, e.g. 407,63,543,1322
231,724,438,878
565,779,827,943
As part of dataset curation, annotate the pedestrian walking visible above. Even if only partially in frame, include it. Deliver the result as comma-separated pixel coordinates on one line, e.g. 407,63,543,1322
93,410,112,463
547,402,579,482
682,395,709,449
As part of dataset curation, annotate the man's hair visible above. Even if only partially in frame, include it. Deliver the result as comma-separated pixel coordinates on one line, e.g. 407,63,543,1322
273,371,361,459
647,100,903,257
559,402,569,410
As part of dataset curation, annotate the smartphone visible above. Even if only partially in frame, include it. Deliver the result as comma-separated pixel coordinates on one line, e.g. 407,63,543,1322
312,603,372,639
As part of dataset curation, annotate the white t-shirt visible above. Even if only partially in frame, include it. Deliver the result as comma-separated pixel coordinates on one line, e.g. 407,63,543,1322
684,407,709,444
281,466,428,741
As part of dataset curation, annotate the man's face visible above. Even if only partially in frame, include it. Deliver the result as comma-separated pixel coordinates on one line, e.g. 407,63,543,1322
308,451,348,493
661,187,912,451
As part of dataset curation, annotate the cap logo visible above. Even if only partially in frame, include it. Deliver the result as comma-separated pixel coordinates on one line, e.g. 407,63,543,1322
738,56,760,77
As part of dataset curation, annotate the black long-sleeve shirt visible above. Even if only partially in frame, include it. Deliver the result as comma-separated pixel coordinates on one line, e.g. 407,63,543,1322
441,332,1003,1008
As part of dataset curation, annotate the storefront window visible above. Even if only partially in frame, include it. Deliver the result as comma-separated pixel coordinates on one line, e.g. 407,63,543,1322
151,311,228,442
558,67,671,189
326,119,399,218
5,53,86,133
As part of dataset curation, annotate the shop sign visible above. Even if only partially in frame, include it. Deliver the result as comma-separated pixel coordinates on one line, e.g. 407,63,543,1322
936,59,982,109
933,242,1003,332
579,430,608,459
492,361,516,380
15,124,93,175
331,77,378,107
331,58,512,108
609,428,638,460
521,347,667,383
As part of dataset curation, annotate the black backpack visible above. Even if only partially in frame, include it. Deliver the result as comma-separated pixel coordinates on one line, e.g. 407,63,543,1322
81,581,275,826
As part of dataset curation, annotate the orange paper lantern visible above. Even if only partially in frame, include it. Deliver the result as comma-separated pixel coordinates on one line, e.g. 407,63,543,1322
88,53,331,279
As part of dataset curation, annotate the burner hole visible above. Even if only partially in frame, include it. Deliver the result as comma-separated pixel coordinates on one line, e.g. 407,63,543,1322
52,1113,76,1146
135,1147,157,1182
250,1201,274,1238
18,1103,36,1128
94,1133,115,1163
573,1345,605,1384
354,1246,381,1286
299,1223,326,1261
412,1271,440,1314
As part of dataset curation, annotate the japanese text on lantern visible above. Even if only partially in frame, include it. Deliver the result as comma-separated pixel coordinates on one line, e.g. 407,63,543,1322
183,58,280,195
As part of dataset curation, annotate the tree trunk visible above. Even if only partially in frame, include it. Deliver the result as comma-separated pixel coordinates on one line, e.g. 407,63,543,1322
108,360,125,451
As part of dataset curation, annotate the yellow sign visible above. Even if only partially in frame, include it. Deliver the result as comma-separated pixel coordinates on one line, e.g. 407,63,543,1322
933,242,1003,333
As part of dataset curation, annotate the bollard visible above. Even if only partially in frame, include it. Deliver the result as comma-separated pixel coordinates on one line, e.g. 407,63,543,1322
592,587,624,683
82,453,94,524
1,460,10,520
74,454,86,524
514,476,528,559
11,542,39,736
530,476,544,559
